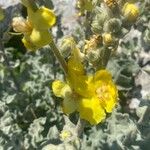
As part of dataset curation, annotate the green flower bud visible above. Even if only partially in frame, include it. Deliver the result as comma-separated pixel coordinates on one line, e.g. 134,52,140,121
91,9,109,33
59,37,76,58
91,19,103,33
86,49,101,65
103,18,122,33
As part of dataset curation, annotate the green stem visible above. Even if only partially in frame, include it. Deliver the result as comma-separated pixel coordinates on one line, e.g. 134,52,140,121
138,106,150,125
21,0,38,11
102,47,111,68
75,118,86,137
98,47,111,70
49,40,68,76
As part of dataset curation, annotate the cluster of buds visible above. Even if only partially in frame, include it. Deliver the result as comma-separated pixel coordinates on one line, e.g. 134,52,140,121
84,35,103,67
91,0,139,34
78,0,140,69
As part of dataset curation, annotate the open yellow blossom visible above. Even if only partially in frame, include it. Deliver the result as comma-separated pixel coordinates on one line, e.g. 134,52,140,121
12,6,56,51
52,48,118,125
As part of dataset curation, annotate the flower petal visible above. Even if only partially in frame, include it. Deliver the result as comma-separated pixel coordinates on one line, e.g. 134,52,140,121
67,48,92,97
78,97,106,125
68,74,90,96
29,28,52,48
68,49,85,77
22,36,37,51
28,7,56,29
103,83,118,113
52,80,66,97
62,96,77,114
94,69,112,82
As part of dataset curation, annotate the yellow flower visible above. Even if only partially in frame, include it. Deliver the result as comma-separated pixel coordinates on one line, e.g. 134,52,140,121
122,3,139,22
52,48,118,125
60,130,72,141
12,6,56,51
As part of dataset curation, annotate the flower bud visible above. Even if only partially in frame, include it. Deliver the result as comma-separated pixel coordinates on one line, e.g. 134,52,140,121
122,3,139,22
103,18,122,33
86,49,101,66
84,34,102,53
104,0,118,9
12,17,32,33
91,10,109,33
91,19,103,33
61,85,73,98
60,37,76,58
52,80,73,98
102,33,113,45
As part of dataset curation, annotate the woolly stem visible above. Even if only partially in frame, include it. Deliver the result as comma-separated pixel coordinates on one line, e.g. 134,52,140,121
49,39,68,76
21,0,38,11
102,47,111,68
75,118,86,137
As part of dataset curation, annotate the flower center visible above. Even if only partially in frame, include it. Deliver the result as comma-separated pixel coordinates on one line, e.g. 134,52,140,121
96,85,110,100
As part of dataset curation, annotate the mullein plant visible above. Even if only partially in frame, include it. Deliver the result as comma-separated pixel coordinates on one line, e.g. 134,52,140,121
12,0,140,142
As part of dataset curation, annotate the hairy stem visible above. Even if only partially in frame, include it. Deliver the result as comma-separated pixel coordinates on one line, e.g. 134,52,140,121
21,0,38,11
138,106,150,125
49,40,68,76
97,47,112,70
102,47,111,68
75,118,86,137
